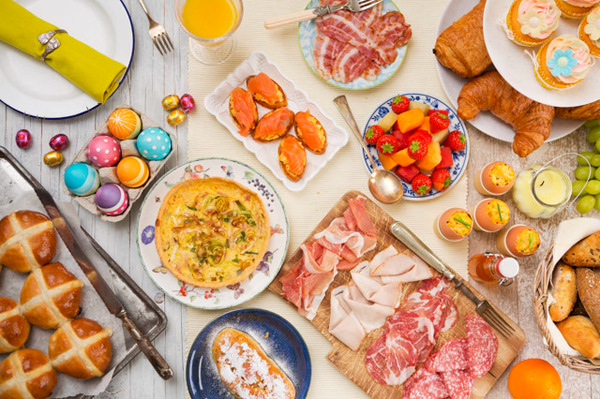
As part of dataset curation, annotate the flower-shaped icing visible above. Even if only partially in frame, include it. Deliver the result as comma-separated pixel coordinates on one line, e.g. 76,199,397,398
517,0,560,39
584,7,600,42
547,49,578,77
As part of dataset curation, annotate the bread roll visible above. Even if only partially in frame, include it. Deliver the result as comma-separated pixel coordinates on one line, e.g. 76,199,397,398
49,318,112,379
557,316,600,359
562,231,600,267
576,268,600,333
549,262,578,322
20,263,84,329
0,349,57,399
0,211,57,273
0,297,30,353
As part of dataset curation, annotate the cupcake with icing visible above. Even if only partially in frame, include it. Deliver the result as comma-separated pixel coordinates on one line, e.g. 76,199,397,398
506,0,561,46
579,6,600,56
535,34,593,90
556,0,600,18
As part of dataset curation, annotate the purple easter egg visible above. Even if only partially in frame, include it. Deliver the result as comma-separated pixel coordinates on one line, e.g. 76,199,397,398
16,129,32,149
180,94,196,113
49,134,69,151
95,184,129,216
87,135,121,167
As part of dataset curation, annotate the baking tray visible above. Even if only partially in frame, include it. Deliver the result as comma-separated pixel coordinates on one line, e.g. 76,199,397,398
0,145,167,377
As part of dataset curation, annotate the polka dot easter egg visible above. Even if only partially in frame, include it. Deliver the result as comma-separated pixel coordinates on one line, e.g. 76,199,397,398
95,184,129,216
117,156,149,188
136,128,172,161
64,163,100,196
107,108,142,140
87,135,121,167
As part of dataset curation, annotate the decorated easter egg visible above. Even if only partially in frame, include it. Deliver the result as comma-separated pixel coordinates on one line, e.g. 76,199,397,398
16,129,32,149
116,156,149,188
180,94,196,113
136,128,172,161
43,151,64,167
95,184,129,216
49,134,69,151
161,95,179,111
64,163,100,196
166,109,185,126
107,108,142,140
87,135,121,167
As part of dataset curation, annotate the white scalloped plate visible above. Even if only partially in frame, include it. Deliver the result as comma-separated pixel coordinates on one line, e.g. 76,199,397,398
204,51,349,192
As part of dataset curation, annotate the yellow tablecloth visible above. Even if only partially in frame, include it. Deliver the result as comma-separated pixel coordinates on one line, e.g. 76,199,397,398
185,1,465,397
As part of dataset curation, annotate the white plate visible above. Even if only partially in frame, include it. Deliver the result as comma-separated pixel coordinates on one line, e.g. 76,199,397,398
0,0,134,119
136,158,290,309
436,0,583,143
484,0,600,107
204,51,349,192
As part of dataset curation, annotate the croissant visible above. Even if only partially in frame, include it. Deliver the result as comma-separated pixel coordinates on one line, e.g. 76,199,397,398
555,100,600,120
458,71,555,157
434,0,491,79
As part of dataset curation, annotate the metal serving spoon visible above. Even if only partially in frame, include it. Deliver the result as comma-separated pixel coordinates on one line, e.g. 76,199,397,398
334,95,404,204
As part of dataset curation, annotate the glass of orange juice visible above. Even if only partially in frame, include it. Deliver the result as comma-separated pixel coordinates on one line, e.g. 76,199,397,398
175,0,243,64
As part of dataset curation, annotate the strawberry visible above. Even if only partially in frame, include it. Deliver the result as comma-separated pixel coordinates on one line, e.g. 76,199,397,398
430,113,450,134
408,129,432,145
428,109,449,118
431,169,452,191
395,164,420,183
393,130,411,150
412,174,432,195
376,135,400,155
436,146,454,169
407,137,428,160
391,95,410,114
445,130,466,151
365,125,385,145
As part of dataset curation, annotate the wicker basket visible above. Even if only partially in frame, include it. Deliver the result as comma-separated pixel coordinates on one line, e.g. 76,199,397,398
534,244,600,373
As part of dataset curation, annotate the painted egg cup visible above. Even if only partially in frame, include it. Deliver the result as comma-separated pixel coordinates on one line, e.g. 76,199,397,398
63,105,176,222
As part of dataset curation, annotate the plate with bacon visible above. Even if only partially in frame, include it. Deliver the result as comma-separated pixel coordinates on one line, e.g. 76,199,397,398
298,0,412,90
269,192,526,399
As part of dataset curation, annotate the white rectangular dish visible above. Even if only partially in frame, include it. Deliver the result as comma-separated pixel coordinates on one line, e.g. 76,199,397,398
204,51,349,191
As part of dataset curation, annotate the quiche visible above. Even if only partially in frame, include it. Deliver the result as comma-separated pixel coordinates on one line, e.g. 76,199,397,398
155,177,270,288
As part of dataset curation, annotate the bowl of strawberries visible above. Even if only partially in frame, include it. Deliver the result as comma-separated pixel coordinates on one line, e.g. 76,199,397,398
362,93,470,201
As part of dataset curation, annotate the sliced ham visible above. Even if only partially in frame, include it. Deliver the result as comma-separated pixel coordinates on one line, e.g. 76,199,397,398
348,197,377,237
352,262,402,308
342,284,395,332
371,253,433,283
369,245,399,270
329,288,366,351
465,314,498,379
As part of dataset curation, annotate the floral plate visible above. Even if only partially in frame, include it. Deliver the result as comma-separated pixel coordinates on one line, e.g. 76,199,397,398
136,158,289,309
362,93,470,201
298,0,407,90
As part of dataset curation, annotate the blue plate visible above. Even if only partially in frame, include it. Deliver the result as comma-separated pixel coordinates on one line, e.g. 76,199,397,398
362,93,470,201
298,0,407,90
186,309,312,399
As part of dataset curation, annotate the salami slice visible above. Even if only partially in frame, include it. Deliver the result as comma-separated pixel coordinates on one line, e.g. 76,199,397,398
465,314,499,378
441,369,474,399
425,338,469,373
403,367,449,399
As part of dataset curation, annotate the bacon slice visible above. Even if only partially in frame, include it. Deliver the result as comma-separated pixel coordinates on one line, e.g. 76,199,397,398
313,31,344,80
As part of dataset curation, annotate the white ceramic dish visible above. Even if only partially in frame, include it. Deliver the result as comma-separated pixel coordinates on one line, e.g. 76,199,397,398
0,0,134,119
136,158,290,309
436,0,583,143
484,0,600,107
204,51,349,192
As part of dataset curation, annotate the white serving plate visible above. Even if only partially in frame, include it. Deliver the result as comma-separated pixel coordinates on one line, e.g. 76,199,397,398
436,0,583,143
204,51,349,192
0,0,134,119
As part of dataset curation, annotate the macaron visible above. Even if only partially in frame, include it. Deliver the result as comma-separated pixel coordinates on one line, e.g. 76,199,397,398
136,128,172,161
95,184,129,216
116,156,149,188
64,163,100,196
87,135,121,167
107,108,142,140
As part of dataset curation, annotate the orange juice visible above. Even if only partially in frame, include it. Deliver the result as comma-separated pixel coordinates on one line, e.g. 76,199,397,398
181,0,239,40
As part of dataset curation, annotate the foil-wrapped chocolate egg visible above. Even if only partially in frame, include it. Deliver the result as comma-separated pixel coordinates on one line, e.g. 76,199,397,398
167,110,186,126
49,134,69,151
64,163,100,196
16,129,32,149
95,184,129,216
161,95,179,111
43,151,64,167
180,94,195,113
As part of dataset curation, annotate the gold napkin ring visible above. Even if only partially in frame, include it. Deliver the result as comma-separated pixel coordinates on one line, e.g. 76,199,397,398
38,29,67,62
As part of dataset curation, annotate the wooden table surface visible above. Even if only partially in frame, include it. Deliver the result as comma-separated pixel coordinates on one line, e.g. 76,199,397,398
2,0,599,398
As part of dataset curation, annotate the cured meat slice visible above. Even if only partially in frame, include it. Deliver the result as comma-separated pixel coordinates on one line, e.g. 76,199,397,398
332,44,373,84
371,11,412,64
343,207,357,231
425,338,469,373
440,293,459,332
318,12,381,62
280,262,303,309
441,369,474,399
329,288,366,351
342,284,394,332
417,275,451,296
385,312,436,364
314,218,366,257
355,2,383,25
348,197,377,237
352,262,402,308
313,31,344,80
401,291,448,335
402,366,449,399
465,314,499,378
365,331,417,386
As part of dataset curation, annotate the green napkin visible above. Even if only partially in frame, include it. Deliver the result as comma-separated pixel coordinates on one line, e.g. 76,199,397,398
0,0,127,103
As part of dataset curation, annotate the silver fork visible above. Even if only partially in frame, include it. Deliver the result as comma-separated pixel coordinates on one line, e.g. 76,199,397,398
137,0,174,55
264,0,383,29
390,221,517,340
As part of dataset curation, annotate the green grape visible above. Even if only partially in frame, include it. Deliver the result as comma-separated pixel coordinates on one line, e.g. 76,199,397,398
591,154,600,168
575,166,596,181
576,195,596,214
595,194,600,212
572,180,588,196
589,127,600,144
578,152,595,165
585,119,600,130
595,167,600,180
585,180,600,195
595,137,600,153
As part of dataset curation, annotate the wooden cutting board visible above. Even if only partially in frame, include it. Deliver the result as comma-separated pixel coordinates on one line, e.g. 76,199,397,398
269,191,526,399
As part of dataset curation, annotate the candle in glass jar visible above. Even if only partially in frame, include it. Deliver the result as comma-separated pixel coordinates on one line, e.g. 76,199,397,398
513,165,572,218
